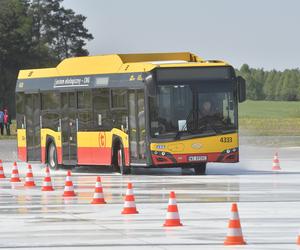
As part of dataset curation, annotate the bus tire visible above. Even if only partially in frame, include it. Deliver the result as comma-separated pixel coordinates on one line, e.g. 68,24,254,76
194,163,207,175
47,142,59,170
112,143,130,175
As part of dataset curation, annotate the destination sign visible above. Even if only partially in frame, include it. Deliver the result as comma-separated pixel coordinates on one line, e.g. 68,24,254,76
54,77,91,88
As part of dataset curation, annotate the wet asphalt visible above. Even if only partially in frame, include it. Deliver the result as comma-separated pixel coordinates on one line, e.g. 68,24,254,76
0,138,300,249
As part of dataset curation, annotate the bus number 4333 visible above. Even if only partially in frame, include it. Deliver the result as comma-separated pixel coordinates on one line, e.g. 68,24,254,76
220,137,232,143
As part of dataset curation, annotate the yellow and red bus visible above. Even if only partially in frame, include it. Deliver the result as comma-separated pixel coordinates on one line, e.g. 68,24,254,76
16,52,246,174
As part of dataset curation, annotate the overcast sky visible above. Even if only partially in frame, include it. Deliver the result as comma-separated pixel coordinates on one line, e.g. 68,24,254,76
62,0,300,70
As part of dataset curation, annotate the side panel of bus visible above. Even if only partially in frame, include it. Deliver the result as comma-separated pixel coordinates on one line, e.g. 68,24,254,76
77,129,129,166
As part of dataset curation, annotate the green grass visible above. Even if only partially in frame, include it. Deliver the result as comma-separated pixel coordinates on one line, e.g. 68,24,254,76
239,100,300,136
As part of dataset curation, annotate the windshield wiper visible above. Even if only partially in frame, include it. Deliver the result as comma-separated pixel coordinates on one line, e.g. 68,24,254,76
174,109,195,139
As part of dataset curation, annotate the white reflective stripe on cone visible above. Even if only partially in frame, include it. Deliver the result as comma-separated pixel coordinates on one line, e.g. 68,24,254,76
227,228,243,236
126,189,134,195
66,176,72,181
64,186,74,191
25,177,34,181
123,201,135,207
166,212,180,220
43,181,52,186
230,212,240,220
93,193,104,198
95,182,102,188
168,198,177,205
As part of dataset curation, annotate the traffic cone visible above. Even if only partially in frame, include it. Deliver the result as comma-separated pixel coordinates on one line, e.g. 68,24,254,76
297,232,300,245
224,203,246,245
0,160,5,178
62,170,76,197
10,162,21,182
91,176,106,204
272,152,281,171
41,166,54,191
121,182,138,214
24,164,36,187
163,191,183,227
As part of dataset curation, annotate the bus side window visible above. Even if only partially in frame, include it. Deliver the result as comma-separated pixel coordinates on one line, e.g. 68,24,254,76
93,89,111,129
77,91,92,130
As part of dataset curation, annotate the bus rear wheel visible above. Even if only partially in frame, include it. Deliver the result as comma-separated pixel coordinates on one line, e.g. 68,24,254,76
47,142,58,170
112,144,130,175
194,163,207,175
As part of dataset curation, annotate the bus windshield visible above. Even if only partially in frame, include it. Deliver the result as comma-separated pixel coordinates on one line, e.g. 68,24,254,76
149,81,237,139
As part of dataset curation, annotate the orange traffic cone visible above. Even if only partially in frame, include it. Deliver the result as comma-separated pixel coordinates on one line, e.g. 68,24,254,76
24,164,36,187
163,191,183,227
297,232,300,245
272,152,281,171
62,170,76,197
224,203,246,245
121,182,138,214
41,166,54,191
91,176,106,204
0,160,5,178
10,162,21,182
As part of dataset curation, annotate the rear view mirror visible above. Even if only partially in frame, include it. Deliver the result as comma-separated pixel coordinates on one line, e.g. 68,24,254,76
237,76,246,103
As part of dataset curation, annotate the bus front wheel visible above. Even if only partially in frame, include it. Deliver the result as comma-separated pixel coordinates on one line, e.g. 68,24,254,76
194,163,207,175
112,144,130,175
47,142,58,170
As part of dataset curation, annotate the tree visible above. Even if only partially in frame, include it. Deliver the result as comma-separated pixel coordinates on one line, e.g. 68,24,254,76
0,0,33,110
0,0,94,115
30,0,93,61
237,65,300,101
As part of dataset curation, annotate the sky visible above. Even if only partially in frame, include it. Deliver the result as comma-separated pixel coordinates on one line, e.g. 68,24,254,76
62,0,300,70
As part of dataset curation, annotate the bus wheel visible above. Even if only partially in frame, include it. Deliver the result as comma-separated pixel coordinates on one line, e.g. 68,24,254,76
48,142,58,170
113,144,130,175
194,163,207,175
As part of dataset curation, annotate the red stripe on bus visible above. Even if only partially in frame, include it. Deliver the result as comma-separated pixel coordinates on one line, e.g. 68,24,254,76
18,147,27,162
77,147,129,166
77,147,111,165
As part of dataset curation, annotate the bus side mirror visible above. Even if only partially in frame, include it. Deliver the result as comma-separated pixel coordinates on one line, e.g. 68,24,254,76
237,76,246,103
145,74,156,97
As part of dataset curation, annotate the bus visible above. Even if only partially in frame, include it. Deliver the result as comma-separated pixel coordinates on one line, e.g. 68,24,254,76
16,52,246,175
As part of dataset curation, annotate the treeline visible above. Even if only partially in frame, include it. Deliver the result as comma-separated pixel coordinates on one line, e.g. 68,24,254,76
0,0,93,115
237,64,300,101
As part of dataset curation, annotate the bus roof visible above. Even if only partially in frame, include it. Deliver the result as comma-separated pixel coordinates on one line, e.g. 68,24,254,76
17,52,229,80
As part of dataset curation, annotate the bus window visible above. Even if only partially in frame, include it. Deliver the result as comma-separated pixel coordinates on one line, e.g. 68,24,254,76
41,92,60,110
111,89,127,109
93,89,111,128
78,91,92,130
78,91,91,109
41,92,60,131
16,93,25,129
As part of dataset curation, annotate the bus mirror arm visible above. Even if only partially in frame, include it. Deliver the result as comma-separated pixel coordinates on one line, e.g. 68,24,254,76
237,76,246,103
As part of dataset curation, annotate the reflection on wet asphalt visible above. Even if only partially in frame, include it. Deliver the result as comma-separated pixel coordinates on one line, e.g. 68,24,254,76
0,142,299,249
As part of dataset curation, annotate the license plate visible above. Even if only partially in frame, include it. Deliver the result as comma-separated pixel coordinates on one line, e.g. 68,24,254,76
188,156,207,162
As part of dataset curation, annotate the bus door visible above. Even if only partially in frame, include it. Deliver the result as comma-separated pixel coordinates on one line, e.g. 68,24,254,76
61,92,77,165
128,90,146,165
25,93,41,161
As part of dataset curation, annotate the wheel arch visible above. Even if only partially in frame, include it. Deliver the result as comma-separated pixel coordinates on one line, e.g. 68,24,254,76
45,135,56,163
111,135,123,164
